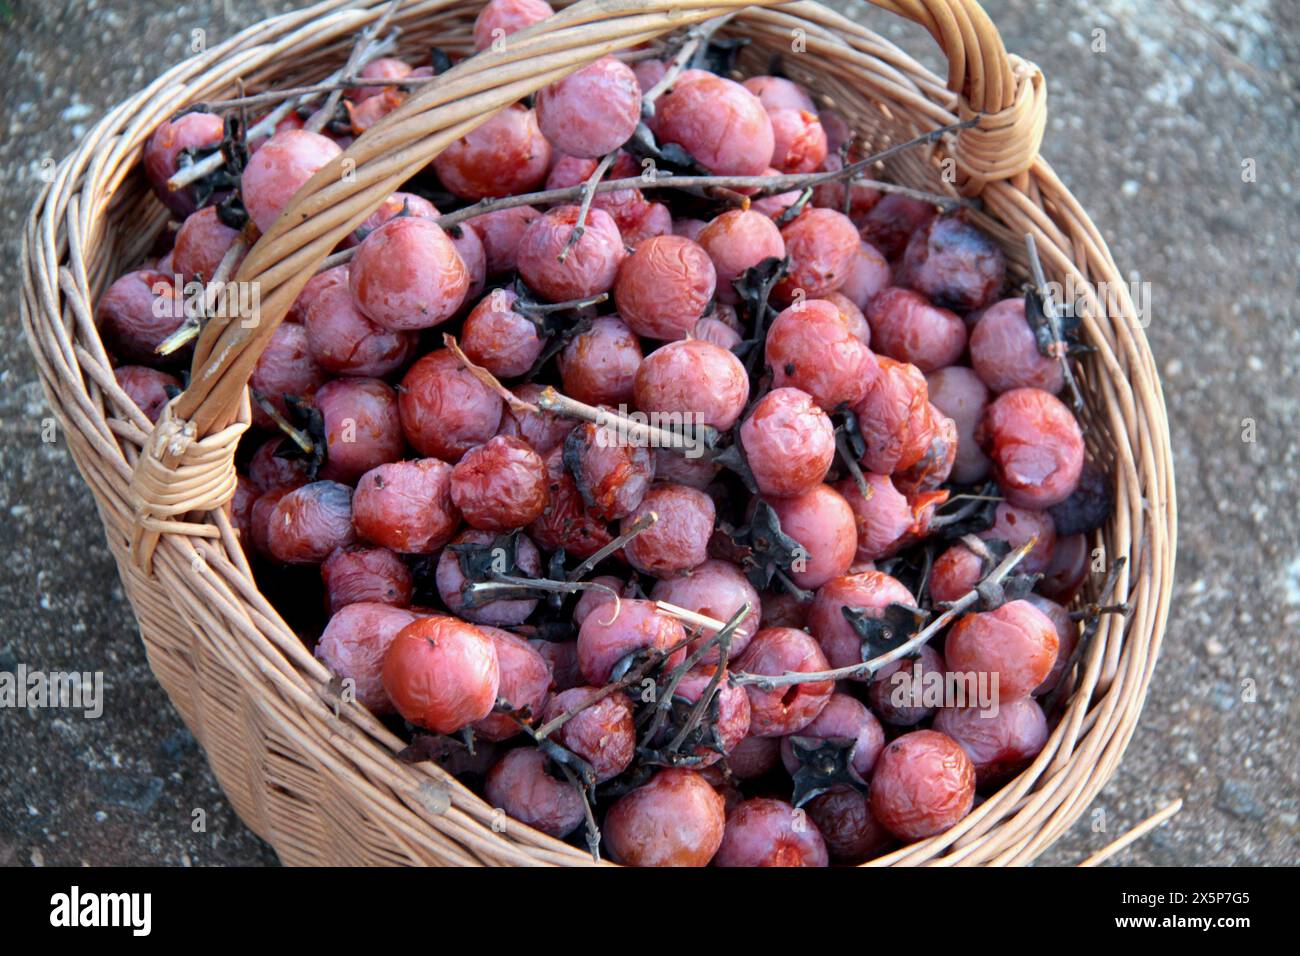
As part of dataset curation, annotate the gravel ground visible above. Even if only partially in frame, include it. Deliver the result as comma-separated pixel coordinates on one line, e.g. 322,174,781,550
0,0,1295,868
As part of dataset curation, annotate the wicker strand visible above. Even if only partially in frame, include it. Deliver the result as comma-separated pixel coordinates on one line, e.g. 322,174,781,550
955,54,1046,195
1077,800,1183,867
128,392,250,571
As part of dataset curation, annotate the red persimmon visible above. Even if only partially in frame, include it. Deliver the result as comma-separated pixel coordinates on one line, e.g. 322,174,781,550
517,205,625,303
621,483,716,577
542,687,637,783
460,288,545,379
667,667,752,767
767,109,827,174
472,627,552,741
1026,593,1080,696
352,458,459,554
851,355,934,475
978,503,1057,575
929,543,984,606
483,747,585,838
633,338,749,432
944,600,1060,702
436,529,544,627
742,75,816,114
866,286,967,373
806,571,914,677
970,297,1063,394
143,110,226,214
698,209,785,305
866,644,945,726
472,0,554,51
450,435,550,531
833,474,912,563
576,598,686,685
655,74,773,177
528,446,616,559
241,129,342,233
869,729,975,840
466,205,540,275
766,298,878,411
433,105,552,200
398,349,504,461
805,786,892,863
304,270,417,377
314,377,406,484
613,235,716,341
780,691,885,778
349,216,470,331
898,213,1006,311
733,627,833,737
977,387,1085,509
315,602,417,713
563,422,655,522
381,615,501,733
96,270,187,367
266,481,356,564
604,768,726,866
321,545,413,612
113,366,179,423
925,365,992,484
762,484,858,590
858,194,936,260
497,383,575,455
713,797,829,867
1037,532,1090,604
172,206,243,282
649,559,761,663
535,55,641,158
774,208,860,302
557,315,642,407
738,387,836,499
837,240,893,311
932,696,1049,788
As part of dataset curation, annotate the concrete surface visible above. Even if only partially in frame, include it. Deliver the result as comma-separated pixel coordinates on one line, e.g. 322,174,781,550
0,0,1295,867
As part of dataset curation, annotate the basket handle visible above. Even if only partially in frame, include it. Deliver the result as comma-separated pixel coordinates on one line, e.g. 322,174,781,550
129,0,1042,570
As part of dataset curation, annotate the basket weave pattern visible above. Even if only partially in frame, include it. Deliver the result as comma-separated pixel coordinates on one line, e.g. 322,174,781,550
21,0,1176,865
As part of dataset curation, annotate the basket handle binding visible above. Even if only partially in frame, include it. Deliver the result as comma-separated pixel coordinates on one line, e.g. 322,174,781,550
128,0,1046,570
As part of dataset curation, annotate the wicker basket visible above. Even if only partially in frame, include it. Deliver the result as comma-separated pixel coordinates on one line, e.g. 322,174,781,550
21,0,1176,866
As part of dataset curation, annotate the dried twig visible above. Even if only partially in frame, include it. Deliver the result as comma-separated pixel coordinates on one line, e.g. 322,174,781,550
531,634,694,741
566,512,659,582
536,386,711,457
1042,557,1129,713
167,33,399,193
1025,233,1088,417
442,334,538,416
313,124,971,275
731,537,1037,689
154,236,249,355
304,0,405,135
639,603,747,749
558,151,617,262
641,14,735,107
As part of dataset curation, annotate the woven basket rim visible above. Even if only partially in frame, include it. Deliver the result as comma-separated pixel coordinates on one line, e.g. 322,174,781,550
19,0,1177,867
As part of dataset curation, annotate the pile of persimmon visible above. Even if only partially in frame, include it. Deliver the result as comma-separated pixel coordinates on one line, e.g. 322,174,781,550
102,0,1109,866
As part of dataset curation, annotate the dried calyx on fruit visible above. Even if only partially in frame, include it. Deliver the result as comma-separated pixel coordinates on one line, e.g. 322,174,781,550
728,501,813,599
253,392,328,478
788,736,867,808
447,529,623,612
840,601,929,661
730,255,791,375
